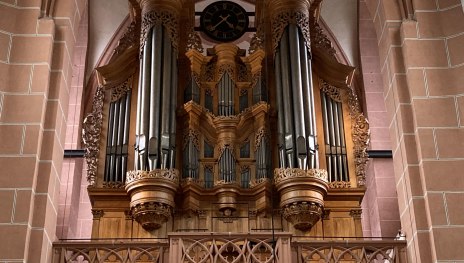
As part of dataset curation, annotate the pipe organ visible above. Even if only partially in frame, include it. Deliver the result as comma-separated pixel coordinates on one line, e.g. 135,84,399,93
84,0,369,240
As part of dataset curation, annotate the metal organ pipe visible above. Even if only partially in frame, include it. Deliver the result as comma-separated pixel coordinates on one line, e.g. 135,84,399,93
279,29,296,168
275,24,319,170
148,25,162,170
169,45,178,168
160,27,173,169
274,52,286,168
138,28,152,171
288,24,307,169
121,93,131,182
299,29,318,169
134,24,178,171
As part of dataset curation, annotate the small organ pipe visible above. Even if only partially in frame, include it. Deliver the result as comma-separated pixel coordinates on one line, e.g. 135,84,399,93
105,102,115,181
110,99,120,182
122,92,131,181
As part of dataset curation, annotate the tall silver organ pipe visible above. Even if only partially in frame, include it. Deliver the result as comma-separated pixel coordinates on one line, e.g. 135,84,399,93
274,24,318,170
134,24,178,171
148,25,162,170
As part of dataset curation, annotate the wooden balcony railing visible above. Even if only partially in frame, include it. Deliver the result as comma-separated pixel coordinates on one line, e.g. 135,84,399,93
52,234,407,263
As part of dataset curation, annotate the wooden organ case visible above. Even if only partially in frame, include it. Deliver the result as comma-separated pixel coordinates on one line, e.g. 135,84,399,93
83,0,370,240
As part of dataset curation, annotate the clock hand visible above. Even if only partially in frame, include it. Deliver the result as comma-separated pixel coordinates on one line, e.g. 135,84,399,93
225,20,234,29
209,14,230,31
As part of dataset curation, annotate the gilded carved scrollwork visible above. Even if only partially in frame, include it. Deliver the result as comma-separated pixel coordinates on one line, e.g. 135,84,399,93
126,169,179,184
328,181,352,189
183,128,200,150
310,23,336,59
319,79,342,102
254,128,268,150
186,24,204,53
140,10,178,53
271,10,311,54
102,181,125,189
274,168,328,184
349,99,370,187
82,86,104,187
110,76,132,102
249,24,264,55
114,20,139,56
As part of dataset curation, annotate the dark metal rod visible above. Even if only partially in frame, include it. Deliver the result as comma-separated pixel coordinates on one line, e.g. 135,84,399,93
105,102,115,181
367,150,393,158
134,58,143,170
122,92,131,181
64,149,85,158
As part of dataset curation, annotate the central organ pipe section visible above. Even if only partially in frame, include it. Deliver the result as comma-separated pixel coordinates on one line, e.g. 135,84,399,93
135,24,178,171
275,24,318,169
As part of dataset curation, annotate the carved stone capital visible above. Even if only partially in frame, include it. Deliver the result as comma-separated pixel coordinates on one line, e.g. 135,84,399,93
130,202,173,230
91,209,104,220
282,201,323,231
350,209,362,219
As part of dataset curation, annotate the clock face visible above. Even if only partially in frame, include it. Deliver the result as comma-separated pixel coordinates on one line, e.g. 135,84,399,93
200,1,249,42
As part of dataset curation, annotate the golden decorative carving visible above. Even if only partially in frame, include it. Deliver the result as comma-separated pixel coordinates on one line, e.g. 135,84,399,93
282,201,324,231
91,209,104,219
140,10,179,53
328,181,352,189
254,128,268,150
347,91,370,187
186,24,204,53
183,128,200,150
248,25,264,54
131,202,173,230
274,168,328,184
82,86,104,187
102,181,125,189
114,20,139,56
269,3,311,54
319,79,342,102
311,23,337,59
249,177,271,187
126,169,179,184
110,76,132,102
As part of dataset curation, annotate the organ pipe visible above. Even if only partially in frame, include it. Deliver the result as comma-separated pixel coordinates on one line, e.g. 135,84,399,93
274,24,318,170
134,23,178,171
